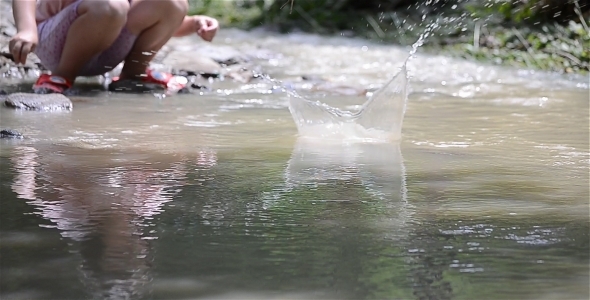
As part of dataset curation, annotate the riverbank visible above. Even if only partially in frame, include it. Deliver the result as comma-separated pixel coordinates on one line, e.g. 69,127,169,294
190,0,589,74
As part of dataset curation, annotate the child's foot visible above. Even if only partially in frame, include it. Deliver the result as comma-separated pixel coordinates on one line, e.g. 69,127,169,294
144,69,188,92
108,69,188,93
33,74,73,94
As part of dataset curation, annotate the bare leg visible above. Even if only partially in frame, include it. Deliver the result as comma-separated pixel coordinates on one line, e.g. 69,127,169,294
53,0,130,82
118,0,188,80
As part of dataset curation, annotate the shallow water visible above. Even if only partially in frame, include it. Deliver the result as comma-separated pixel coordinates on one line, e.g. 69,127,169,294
0,29,588,300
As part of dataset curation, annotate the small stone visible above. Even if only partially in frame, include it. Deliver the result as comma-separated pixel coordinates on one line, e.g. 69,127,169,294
4,93,73,111
0,129,24,139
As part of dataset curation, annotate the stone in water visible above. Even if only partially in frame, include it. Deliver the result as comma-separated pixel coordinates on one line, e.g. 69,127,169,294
3,93,73,111
0,129,24,139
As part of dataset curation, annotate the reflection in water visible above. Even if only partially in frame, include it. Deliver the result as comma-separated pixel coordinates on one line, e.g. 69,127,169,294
283,139,451,299
285,138,405,197
281,138,412,234
9,145,217,299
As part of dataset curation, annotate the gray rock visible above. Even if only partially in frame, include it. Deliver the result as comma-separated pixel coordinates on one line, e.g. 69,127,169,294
0,129,24,139
3,93,73,111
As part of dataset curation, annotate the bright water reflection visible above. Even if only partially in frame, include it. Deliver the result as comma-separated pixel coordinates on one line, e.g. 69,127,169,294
0,29,588,299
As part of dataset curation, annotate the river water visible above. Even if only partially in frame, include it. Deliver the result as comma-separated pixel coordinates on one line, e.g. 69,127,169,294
0,29,588,300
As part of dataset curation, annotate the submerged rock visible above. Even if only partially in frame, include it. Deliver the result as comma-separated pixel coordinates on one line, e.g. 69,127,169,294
3,93,73,111
0,129,24,139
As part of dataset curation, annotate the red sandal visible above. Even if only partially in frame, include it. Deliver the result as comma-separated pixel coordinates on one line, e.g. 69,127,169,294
33,74,73,94
145,68,188,92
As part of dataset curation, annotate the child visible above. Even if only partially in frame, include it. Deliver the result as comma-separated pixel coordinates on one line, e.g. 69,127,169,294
10,0,219,93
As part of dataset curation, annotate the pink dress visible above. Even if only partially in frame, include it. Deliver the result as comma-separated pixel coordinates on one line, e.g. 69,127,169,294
36,0,78,23
34,0,137,76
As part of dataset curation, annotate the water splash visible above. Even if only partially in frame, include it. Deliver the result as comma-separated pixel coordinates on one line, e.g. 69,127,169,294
285,63,408,142
251,16,443,143
410,22,440,57
281,18,441,143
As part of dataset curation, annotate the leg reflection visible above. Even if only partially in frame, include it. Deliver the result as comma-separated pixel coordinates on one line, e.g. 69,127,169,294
9,145,217,299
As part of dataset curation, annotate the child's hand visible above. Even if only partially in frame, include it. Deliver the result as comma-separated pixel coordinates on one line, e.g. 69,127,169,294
9,30,38,65
193,16,218,42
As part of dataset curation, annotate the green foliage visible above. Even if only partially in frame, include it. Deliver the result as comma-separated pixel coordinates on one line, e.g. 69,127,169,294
465,0,582,24
453,20,590,73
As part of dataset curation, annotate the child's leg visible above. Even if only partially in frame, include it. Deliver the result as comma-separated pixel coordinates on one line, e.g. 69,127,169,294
55,0,130,81
36,0,131,82
117,0,188,80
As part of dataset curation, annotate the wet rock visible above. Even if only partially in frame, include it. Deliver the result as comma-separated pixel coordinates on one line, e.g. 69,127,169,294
3,93,73,111
0,129,24,139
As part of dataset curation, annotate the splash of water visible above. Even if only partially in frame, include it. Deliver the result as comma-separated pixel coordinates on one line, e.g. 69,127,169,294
281,18,442,143
253,17,445,143
410,22,440,57
284,62,408,142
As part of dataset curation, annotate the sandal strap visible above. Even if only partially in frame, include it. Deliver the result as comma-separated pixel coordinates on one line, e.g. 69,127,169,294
33,74,73,93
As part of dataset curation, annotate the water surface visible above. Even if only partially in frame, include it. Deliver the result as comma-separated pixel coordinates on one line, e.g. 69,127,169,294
0,29,588,299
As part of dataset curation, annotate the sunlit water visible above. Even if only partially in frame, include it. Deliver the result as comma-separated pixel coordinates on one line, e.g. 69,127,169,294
0,29,588,300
